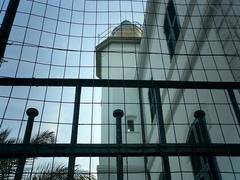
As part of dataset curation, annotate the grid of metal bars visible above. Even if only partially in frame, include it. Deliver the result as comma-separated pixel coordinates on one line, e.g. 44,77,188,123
1,78,240,179
1,0,240,179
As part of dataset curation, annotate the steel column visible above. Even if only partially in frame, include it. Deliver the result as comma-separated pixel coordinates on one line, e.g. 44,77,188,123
113,109,124,180
138,88,151,180
14,108,39,180
154,88,171,180
228,89,240,126
0,0,20,61
68,84,81,180
194,110,222,180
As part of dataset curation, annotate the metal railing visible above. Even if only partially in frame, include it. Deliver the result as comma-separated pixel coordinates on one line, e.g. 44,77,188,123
1,78,240,180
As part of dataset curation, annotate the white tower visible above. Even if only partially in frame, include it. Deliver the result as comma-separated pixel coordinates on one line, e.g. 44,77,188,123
96,20,142,79
96,21,145,180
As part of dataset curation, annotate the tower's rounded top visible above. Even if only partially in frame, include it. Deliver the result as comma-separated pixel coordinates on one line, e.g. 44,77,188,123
111,20,142,38
120,20,132,25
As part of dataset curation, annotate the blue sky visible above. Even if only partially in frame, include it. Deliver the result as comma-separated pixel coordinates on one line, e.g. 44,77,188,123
0,0,146,174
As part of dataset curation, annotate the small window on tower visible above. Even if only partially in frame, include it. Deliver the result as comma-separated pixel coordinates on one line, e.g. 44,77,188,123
127,119,134,132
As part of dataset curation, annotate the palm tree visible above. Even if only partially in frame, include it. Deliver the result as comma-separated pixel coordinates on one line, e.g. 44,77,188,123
0,129,55,144
0,129,17,179
0,129,96,180
30,164,96,180
0,129,55,179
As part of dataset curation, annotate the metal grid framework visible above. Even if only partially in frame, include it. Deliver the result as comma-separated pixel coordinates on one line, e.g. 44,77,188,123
1,0,240,179
1,78,240,179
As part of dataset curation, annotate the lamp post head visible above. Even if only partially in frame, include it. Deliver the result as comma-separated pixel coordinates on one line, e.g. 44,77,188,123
113,109,124,118
194,110,205,119
26,108,39,117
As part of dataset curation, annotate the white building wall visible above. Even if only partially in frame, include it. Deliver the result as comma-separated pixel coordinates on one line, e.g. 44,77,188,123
137,0,240,179
98,39,145,179
97,0,240,179
101,43,139,80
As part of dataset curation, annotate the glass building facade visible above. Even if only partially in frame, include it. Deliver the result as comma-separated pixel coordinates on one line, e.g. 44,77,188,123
1,0,240,179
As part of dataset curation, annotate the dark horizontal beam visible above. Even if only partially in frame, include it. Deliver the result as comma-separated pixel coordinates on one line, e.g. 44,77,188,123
1,143,240,158
0,78,240,89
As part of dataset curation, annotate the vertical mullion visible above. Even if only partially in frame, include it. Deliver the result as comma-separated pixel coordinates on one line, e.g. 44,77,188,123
228,89,240,126
68,84,81,180
15,108,39,180
154,88,171,180
138,88,151,180
113,109,124,180
0,0,20,61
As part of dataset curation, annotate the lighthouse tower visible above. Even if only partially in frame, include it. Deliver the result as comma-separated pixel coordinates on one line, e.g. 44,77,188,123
96,21,145,180
96,20,142,79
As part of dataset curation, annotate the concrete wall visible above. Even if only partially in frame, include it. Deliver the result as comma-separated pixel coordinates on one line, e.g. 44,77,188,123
137,0,240,179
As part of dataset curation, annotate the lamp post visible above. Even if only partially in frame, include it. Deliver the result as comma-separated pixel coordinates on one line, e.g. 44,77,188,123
14,108,39,180
113,109,124,180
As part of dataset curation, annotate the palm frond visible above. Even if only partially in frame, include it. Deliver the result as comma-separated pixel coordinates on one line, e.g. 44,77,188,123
0,129,15,144
0,129,56,179
30,164,96,180
30,164,67,180
30,130,55,144
0,129,96,179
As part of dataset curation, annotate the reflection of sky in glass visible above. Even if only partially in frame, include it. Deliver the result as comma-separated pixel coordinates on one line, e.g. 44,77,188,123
0,0,146,174
0,0,145,78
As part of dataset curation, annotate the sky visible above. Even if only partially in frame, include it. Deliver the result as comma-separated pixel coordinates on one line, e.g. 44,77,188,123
0,0,146,175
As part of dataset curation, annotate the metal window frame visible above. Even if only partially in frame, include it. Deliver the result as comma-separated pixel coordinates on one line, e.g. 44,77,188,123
1,143,240,157
1,78,240,179
1,0,240,178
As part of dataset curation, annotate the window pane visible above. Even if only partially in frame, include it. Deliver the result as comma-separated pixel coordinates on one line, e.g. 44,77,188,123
127,120,134,132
